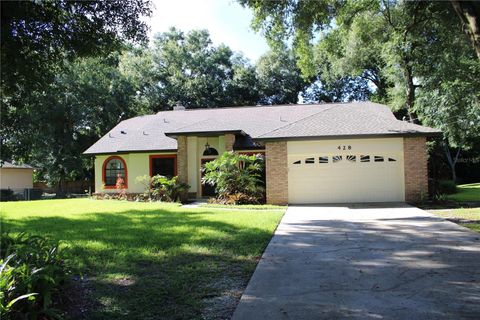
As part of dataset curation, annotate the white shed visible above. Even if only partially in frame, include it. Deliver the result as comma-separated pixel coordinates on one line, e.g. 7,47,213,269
0,161,34,192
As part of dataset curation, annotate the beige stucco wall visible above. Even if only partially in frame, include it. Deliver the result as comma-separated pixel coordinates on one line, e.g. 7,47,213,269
0,168,34,190
94,135,232,196
94,152,176,194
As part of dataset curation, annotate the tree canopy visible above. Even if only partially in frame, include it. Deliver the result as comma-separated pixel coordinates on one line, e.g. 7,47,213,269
1,0,152,194
120,28,307,111
1,0,152,95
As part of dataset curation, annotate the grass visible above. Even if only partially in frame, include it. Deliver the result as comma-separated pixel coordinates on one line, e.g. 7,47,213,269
465,223,480,232
446,183,480,202
429,207,480,233
429,207,480,220
0,199,285,320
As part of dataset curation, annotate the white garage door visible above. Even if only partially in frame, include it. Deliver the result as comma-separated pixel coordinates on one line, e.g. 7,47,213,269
288,138,405,204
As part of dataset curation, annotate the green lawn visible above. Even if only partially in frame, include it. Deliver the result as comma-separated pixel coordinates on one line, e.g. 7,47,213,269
429,207,480,233
429,207,480,220
446,183,480,202
0,199,285,320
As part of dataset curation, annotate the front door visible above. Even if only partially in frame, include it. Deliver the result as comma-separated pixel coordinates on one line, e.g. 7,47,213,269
201,158,216,197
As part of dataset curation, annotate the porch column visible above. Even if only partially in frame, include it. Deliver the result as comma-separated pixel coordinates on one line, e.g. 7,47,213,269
265,141,288,205
224,133,235,151
403,136,428,202
177,135,188,185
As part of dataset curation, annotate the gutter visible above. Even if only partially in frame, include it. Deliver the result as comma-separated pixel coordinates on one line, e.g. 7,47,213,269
83,149,178,156
253,131,442,142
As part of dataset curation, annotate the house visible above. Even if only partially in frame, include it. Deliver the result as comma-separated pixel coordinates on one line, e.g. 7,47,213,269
0,161,34,192
84,102,440,204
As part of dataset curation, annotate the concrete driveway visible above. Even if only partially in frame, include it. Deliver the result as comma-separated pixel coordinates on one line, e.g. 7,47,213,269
232,204,480,319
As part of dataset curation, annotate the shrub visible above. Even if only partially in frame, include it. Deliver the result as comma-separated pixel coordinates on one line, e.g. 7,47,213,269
0,232,69,319
202,152,265,204
152,175,190,202
136,175,190,202
433,193,448,203
0,189,16,202
438,180,457,195
28,188,43,200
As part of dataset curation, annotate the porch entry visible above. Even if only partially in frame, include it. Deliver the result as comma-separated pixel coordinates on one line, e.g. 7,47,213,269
201,158,216,197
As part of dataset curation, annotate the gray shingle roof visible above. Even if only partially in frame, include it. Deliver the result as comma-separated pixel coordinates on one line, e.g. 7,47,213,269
84,102,440,154
257,102,440,139
0,161,34,169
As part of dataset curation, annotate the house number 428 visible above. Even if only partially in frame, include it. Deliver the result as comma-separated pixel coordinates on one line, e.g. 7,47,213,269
337,145,352,150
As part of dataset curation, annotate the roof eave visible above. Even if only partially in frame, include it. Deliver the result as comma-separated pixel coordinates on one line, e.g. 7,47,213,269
254,131,442,142
83,149,178,156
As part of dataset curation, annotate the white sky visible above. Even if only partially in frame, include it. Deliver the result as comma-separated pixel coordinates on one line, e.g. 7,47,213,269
145,0,270,63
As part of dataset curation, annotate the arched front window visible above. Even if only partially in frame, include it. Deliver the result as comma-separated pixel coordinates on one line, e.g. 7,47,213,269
103,156,127,188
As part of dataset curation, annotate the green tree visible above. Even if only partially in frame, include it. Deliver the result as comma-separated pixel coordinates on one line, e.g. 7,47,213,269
302,76,372,103
450,1,480,59
1,0,152,97
256,49,307,104
1,0,152,179
226,54,262,106
7,55,141,196
415,10,480,181
312,12,390,102
239,0,476,120
151,28,239,109
121,28,263,111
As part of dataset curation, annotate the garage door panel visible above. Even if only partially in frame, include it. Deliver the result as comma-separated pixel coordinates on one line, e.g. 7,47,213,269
287,139,405,204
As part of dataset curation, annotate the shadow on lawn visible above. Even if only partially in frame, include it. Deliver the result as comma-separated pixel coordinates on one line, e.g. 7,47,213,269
3,208,278,320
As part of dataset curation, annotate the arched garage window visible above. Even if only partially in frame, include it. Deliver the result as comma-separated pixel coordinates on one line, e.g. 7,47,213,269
103,156,127,188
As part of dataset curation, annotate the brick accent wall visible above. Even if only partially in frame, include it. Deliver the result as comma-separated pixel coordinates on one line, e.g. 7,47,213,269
224,134,235,151
265,141,288,205
177,136,188,184
403,137,428,202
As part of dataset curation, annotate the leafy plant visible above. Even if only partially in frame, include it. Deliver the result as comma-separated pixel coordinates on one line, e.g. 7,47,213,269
0,189,16,202
152,176,190,202
433,193,448,203
0,232,68,319
202,152,265,204
136,175,190,202
438,180,457,195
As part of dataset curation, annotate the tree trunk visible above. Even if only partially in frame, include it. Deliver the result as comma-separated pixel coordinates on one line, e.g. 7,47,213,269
404,64,418,123
56,172,67,198
443,141,461,182
451,1,480,59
